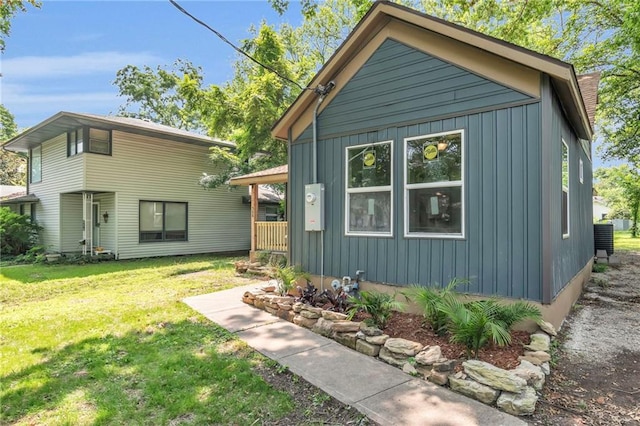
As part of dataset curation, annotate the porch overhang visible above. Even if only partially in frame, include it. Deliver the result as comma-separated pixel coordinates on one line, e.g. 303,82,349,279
229,165,288,186
0,194,39,205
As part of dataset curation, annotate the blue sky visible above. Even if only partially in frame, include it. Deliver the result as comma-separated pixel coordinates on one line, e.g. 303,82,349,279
1,0,302,130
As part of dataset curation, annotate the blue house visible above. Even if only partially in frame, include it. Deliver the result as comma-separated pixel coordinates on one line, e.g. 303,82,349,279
271,2,598,327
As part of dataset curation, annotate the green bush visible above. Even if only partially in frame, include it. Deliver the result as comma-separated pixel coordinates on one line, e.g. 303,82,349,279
274,265,310,296
592,263,608,273
440,298,541,358
406,278,468,335
0,207,42,256
347,290,404,329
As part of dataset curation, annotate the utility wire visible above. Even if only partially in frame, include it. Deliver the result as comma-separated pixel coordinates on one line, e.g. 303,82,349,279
169,0,311,92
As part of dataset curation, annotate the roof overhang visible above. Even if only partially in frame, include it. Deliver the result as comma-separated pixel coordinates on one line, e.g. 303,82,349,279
271,1,593,141
229,165,288,186
0,193,39,205
2,112,235,152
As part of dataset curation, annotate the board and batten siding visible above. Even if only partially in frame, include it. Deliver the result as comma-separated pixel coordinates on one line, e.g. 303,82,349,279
297,38,534,142
547,84,594,299
29,133,84,252
84,131,249,259
290,103,543,300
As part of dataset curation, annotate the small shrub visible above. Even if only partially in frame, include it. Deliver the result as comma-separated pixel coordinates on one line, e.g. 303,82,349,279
592,263,608,273
274,265,310,296
347,290,404,329
406,278,468,335
255,250,271,265
0,207,42,255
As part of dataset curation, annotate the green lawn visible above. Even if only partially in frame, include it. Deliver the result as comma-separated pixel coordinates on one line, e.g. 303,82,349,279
614,230,640,252
0,255,295,425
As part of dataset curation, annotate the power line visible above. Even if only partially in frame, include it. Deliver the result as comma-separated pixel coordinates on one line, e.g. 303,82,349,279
169,0,310,92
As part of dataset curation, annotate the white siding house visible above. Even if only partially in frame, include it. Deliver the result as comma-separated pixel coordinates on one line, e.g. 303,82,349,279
2,112,250,259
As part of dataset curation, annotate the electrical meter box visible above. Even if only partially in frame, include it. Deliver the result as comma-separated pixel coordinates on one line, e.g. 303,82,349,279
304,183,324,231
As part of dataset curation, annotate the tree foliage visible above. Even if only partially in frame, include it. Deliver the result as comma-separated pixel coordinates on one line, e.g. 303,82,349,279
594,165,640,236
0,207,42,255
0,0,40,52
0,105,26,186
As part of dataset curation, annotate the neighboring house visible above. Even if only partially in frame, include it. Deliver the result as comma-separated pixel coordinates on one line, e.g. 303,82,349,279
593,196,611,221
0,185,27,214
1,112,250,259
271,2,598,327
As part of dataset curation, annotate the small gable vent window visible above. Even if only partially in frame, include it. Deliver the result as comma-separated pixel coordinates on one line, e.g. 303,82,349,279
88,128,112,155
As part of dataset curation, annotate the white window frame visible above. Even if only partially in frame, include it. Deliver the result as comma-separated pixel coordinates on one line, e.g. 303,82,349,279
344,139,393,237
30,145,42,183
403,129,465,239
562,139,570,239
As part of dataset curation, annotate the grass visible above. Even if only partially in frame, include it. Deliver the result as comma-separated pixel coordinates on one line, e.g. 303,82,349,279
0,255,296,425
614,230,640,252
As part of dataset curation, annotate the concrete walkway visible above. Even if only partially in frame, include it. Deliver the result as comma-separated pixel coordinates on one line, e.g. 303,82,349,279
184,284,526,426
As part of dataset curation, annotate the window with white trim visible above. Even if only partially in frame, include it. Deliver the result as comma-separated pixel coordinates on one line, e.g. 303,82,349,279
404,130,464,237
561,139,569,238
30,145,42,183
345,140,392,236
139,201,187,242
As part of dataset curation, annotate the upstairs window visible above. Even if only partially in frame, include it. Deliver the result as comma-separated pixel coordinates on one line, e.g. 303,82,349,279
30,145,42,183
404,130,464,238
67,128,84,156
139,201,187,242
88,128,112,155
345,140,393,236
561,139,569,238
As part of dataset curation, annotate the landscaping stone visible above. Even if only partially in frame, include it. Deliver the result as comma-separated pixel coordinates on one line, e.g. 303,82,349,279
242,295,254,305
304,306,323,315
355,331,366,340
356,339,381,357
293,315,317,328
428,370,449,386
253,298,265,309
511,360,545,390
277,302,292,311
322,310,348,321
261,285,276,292
384,338,423,356
299,310,321,319
463,360,527,393
497,387,538,416
541,362,551,376
334,332,358,350
449,376,500,404
524,333,551,352
312,317,335,337
415,345,442,366
518,355,543,366
359,323,383,336
365,334,389,345
379,347,409,368
432,359,456,372
524,350,551,363
403,363,418,375
264,306,278,315
331,320,361,333
538,320,558,336
292,302,304,313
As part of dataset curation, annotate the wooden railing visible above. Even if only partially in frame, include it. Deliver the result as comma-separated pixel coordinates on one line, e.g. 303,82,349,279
256,221,287,252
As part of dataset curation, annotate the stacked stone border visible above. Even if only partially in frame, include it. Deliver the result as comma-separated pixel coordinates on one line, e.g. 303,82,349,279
243,286,557,417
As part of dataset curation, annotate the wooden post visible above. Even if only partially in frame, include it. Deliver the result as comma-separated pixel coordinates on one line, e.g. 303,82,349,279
250,184,259,262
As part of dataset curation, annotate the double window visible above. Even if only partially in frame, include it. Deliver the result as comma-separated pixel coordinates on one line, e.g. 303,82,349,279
345,141,393,236
139,201,188,242
561,139,569,238
404,130,464,238
67,127,111,156
30,145,42,183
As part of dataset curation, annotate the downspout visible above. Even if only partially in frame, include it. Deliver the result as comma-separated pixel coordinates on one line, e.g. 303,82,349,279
312,81,335,291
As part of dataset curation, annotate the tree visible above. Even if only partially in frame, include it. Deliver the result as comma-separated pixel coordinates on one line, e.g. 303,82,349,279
0,105,26,186
0,0,40,52
113,59,206,132
594,165,640,237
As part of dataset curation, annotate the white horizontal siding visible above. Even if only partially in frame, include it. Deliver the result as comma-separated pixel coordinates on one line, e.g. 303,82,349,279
85,131,250,259
60,194,83,252
29,133,84,251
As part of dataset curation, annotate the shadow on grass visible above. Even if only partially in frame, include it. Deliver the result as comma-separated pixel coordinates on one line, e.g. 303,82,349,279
1,254,245,284
1,320,292,425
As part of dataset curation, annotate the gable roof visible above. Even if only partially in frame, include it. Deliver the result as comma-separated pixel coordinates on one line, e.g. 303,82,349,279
229,164,288,186
2,112,235,152
272,1,593,141
577,72,601,128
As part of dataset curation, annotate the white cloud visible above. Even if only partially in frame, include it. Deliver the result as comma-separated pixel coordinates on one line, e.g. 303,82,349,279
2,51,163,79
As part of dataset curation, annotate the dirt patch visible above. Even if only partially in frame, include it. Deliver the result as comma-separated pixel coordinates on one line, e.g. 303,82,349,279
529,251,640,426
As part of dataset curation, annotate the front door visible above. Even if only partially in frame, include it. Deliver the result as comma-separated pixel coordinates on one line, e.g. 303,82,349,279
92,202,100,247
